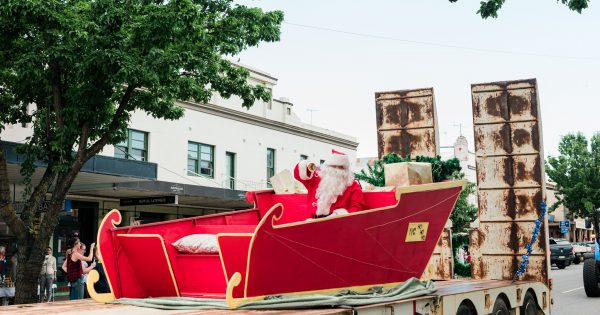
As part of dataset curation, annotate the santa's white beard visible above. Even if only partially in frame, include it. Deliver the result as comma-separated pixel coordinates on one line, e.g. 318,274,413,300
315,166,354,216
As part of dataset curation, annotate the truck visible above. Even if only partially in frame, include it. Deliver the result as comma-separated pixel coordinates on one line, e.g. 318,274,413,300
549,238,575,269
7,79,552,314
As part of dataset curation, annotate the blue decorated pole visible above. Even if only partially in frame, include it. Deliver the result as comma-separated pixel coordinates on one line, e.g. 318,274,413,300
513,201,547,282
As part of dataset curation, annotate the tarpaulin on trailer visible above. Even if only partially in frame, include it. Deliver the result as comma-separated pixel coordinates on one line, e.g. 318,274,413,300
110,278,435,310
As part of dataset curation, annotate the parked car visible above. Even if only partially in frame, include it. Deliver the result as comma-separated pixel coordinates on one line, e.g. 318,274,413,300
549,238,575,269
573,242,593,264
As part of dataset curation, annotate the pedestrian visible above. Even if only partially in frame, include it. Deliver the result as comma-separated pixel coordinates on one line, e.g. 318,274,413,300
0,246,7,282
63,237,95,300
10,248,17,283
39,246,57,302
457,246,466,264
79,243,95,298
466,251,472,264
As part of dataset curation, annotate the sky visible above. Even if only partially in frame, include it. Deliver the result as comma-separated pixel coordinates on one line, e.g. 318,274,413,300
234,0,600,158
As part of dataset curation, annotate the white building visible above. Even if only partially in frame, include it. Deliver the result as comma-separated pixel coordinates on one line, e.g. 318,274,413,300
0,64,358,259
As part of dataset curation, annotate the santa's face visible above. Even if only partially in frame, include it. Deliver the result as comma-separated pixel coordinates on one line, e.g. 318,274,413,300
314,165,354,216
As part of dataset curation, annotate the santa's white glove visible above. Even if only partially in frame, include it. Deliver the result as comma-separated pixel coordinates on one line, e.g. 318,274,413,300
329,208,349,217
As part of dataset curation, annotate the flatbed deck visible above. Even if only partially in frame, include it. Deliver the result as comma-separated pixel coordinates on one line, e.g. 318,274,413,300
0,279,546,315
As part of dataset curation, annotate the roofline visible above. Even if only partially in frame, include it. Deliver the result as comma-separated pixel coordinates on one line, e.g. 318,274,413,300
178,100,359,150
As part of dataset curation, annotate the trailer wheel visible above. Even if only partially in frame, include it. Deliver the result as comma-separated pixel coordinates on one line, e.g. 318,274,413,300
574,256,581,264
583,258,600,297
491,297,509,315
520,291,539,315
456,302,476,315
557,262,566,269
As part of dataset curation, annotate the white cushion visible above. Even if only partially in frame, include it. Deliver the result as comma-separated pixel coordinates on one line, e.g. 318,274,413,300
172,234,219,254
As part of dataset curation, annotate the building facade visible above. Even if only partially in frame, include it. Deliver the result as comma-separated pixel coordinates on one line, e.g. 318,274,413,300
0,64,358,288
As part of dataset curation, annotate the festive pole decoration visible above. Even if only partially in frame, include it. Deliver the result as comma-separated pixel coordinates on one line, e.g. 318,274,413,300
513,200,547,281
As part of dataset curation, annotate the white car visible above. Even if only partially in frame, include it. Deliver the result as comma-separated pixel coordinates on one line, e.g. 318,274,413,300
573,242,593,264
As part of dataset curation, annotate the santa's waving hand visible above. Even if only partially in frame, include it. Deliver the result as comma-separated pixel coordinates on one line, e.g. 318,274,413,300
294,150,365,218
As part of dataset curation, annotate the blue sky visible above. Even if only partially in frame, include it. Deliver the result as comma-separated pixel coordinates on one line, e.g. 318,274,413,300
234,0,600,158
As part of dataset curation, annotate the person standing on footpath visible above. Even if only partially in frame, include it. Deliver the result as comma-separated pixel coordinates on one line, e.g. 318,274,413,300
39,246,56,302
64,237,95,300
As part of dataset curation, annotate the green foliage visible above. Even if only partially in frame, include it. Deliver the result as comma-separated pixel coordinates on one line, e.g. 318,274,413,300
452,233,471,277
546,133,600,237
354,153,477,233
449,0,589,19
0,0,284,169
451,174,478,233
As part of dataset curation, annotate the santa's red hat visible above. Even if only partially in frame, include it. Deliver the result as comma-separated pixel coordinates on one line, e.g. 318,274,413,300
324,149,349,169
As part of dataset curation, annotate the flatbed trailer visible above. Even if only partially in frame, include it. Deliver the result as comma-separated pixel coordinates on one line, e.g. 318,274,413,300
1,279,549,315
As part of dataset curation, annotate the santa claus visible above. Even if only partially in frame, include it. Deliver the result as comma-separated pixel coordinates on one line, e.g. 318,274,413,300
294,150,365,218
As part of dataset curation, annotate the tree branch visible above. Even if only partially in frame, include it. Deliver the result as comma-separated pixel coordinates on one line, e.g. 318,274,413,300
78,122,90,158
0,141,27,239
20,161,56,232
85,85,136,160
50,62,64,128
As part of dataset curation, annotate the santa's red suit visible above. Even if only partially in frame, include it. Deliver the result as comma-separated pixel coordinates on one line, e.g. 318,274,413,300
294,160,365,217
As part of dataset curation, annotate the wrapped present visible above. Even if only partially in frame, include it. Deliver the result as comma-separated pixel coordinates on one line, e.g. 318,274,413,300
384,162,433,187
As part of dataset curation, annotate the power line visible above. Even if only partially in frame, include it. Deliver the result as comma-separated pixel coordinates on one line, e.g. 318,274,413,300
284,21,600,61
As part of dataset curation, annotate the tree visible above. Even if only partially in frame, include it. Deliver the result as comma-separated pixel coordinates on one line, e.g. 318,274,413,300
449,0,590,19
546,133,600,246
0,0,283,304
354,153,477,232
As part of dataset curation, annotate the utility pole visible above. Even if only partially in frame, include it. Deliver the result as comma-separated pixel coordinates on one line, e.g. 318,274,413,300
306,108,319,125
453,123,463,136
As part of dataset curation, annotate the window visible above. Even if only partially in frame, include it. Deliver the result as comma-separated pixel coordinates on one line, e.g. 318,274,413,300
266,148,275,187
225,152,236,189
286,107,291,115
300,154,308,160
188,142,214,177
115,129,148,161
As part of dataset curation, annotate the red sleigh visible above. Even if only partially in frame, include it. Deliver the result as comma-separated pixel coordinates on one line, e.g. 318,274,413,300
89,180,465,308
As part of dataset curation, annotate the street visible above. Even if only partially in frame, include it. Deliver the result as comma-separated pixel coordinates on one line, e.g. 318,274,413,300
551,262,599,314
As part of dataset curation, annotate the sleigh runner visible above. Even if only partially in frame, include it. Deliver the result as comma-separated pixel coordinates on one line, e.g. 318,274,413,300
89,180,465,308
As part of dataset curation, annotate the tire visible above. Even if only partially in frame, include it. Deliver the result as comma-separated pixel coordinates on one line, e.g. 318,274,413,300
456,303,476,315
520,291,538,315
583,258,600,297
557,262,566,269
574,256,581,264
492,298,510,315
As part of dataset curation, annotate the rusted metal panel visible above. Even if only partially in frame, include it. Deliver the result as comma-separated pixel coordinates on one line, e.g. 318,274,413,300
470,78,548,284
474,121,540,156
423,227,453,280
470,222,545,255
470,255,547,282
508,88,538,122
510,121,540,154
476,155,542,190
375,88,439,159
378,128,437,160
475,156,513,189
478,188,543,221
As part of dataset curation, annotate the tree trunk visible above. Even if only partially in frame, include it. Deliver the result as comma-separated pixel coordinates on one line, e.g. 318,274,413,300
13,200,62,304
14,239,46,304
